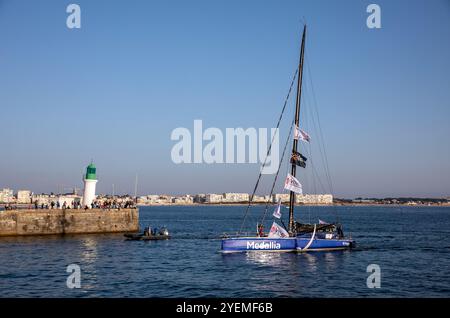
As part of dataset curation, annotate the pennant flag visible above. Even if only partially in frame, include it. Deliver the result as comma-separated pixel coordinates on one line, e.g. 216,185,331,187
290,151,307,168
268,221,289,238
272,199,282,219
319,219,329,225
284,173,303,194
294,126,310,142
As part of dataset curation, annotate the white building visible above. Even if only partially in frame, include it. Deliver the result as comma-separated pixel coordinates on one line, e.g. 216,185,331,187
222,193,249,203
272,194,290,203
17,190,32,204
0,188,14,203
252,195,270,203
272,193,333,205
137,195,173,205
205,194,223,203
296,194,333,205
172,195,194,204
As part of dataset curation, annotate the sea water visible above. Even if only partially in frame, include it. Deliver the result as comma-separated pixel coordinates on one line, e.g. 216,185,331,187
0,205,449,297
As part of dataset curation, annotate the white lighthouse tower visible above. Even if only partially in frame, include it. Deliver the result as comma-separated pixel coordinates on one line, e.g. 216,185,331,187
82,163,98,208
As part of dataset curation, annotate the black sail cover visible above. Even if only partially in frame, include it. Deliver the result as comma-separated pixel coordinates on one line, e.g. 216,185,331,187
290,151,307,168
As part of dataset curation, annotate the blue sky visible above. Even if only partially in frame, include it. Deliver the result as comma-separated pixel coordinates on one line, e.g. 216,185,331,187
0,0,449,198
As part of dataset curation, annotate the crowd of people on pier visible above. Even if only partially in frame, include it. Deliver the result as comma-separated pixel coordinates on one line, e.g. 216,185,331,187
1,199,136,211
88,199,136,210
34,200,82,210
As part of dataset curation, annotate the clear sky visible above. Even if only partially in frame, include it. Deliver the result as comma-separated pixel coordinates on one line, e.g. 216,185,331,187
1,0,449,198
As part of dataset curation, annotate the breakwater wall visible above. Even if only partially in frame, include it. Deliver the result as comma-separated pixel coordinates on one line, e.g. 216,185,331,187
0,208,139,236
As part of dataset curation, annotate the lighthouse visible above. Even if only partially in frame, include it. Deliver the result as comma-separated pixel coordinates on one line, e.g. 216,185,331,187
82,163,98,208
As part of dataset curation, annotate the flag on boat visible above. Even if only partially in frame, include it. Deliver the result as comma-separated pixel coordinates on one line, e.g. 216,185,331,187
294,125,310,142
272,199,282,219
268,221,289,238
319,219,329,224
284,173,303,194
290,151,307,168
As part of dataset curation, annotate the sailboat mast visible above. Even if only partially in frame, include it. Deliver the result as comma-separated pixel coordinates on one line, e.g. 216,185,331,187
288,25,306,234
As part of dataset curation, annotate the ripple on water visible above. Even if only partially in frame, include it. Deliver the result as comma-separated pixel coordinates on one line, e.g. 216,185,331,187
0,206,449,297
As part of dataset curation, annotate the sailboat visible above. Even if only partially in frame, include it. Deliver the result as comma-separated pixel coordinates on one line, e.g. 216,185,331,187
221,25,355,253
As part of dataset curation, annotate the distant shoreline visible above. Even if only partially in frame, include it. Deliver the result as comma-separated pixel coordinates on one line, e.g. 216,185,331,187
2,202,449,210
136,202,450,207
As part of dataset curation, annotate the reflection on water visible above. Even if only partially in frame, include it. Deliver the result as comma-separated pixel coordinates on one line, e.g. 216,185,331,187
301,252,318,273
242,252,300,296
1,206,450,297
222,249,359,296
245,251,286,267
242,251,342,273
75,236,100,291
80,237,98,264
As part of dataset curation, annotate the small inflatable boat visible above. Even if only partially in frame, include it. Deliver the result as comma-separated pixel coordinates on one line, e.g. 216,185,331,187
124,226,170,241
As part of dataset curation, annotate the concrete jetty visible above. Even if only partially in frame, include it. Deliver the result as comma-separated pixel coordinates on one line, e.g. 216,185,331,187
0,208,139,237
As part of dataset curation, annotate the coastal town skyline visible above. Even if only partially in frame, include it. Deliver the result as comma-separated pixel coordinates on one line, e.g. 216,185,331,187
1,0,450,198
1,185,449,204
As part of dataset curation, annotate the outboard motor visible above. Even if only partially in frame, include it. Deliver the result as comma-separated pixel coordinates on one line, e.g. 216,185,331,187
159,227,169,236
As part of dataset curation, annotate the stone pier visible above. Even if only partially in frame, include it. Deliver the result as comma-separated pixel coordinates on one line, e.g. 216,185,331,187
0,208,139,236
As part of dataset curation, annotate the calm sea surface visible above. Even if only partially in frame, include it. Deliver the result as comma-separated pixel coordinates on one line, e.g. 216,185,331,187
0,205,449,297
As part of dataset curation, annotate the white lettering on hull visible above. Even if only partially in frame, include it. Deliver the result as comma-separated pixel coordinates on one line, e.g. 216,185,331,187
246,241,282,250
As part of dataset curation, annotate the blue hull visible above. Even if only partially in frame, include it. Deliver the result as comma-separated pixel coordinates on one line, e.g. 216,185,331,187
296,237,355,251
221,237,355,253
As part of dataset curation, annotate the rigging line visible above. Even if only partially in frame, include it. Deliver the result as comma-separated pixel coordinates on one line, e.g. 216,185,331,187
279,138,293,230
309,152,327,195
301,81,311,223
305,55,340,223
304,89,314,224
305,93,330,197
311,55,334,199
261,118,295,225
238,68,299,234
278,115,295,229
306,78,330,193
304,76,321,195
305,56,334,195
262,109,296,230
302,82,328,225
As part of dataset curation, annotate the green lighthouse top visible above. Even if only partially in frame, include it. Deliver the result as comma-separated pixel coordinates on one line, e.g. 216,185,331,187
85,163,97,180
